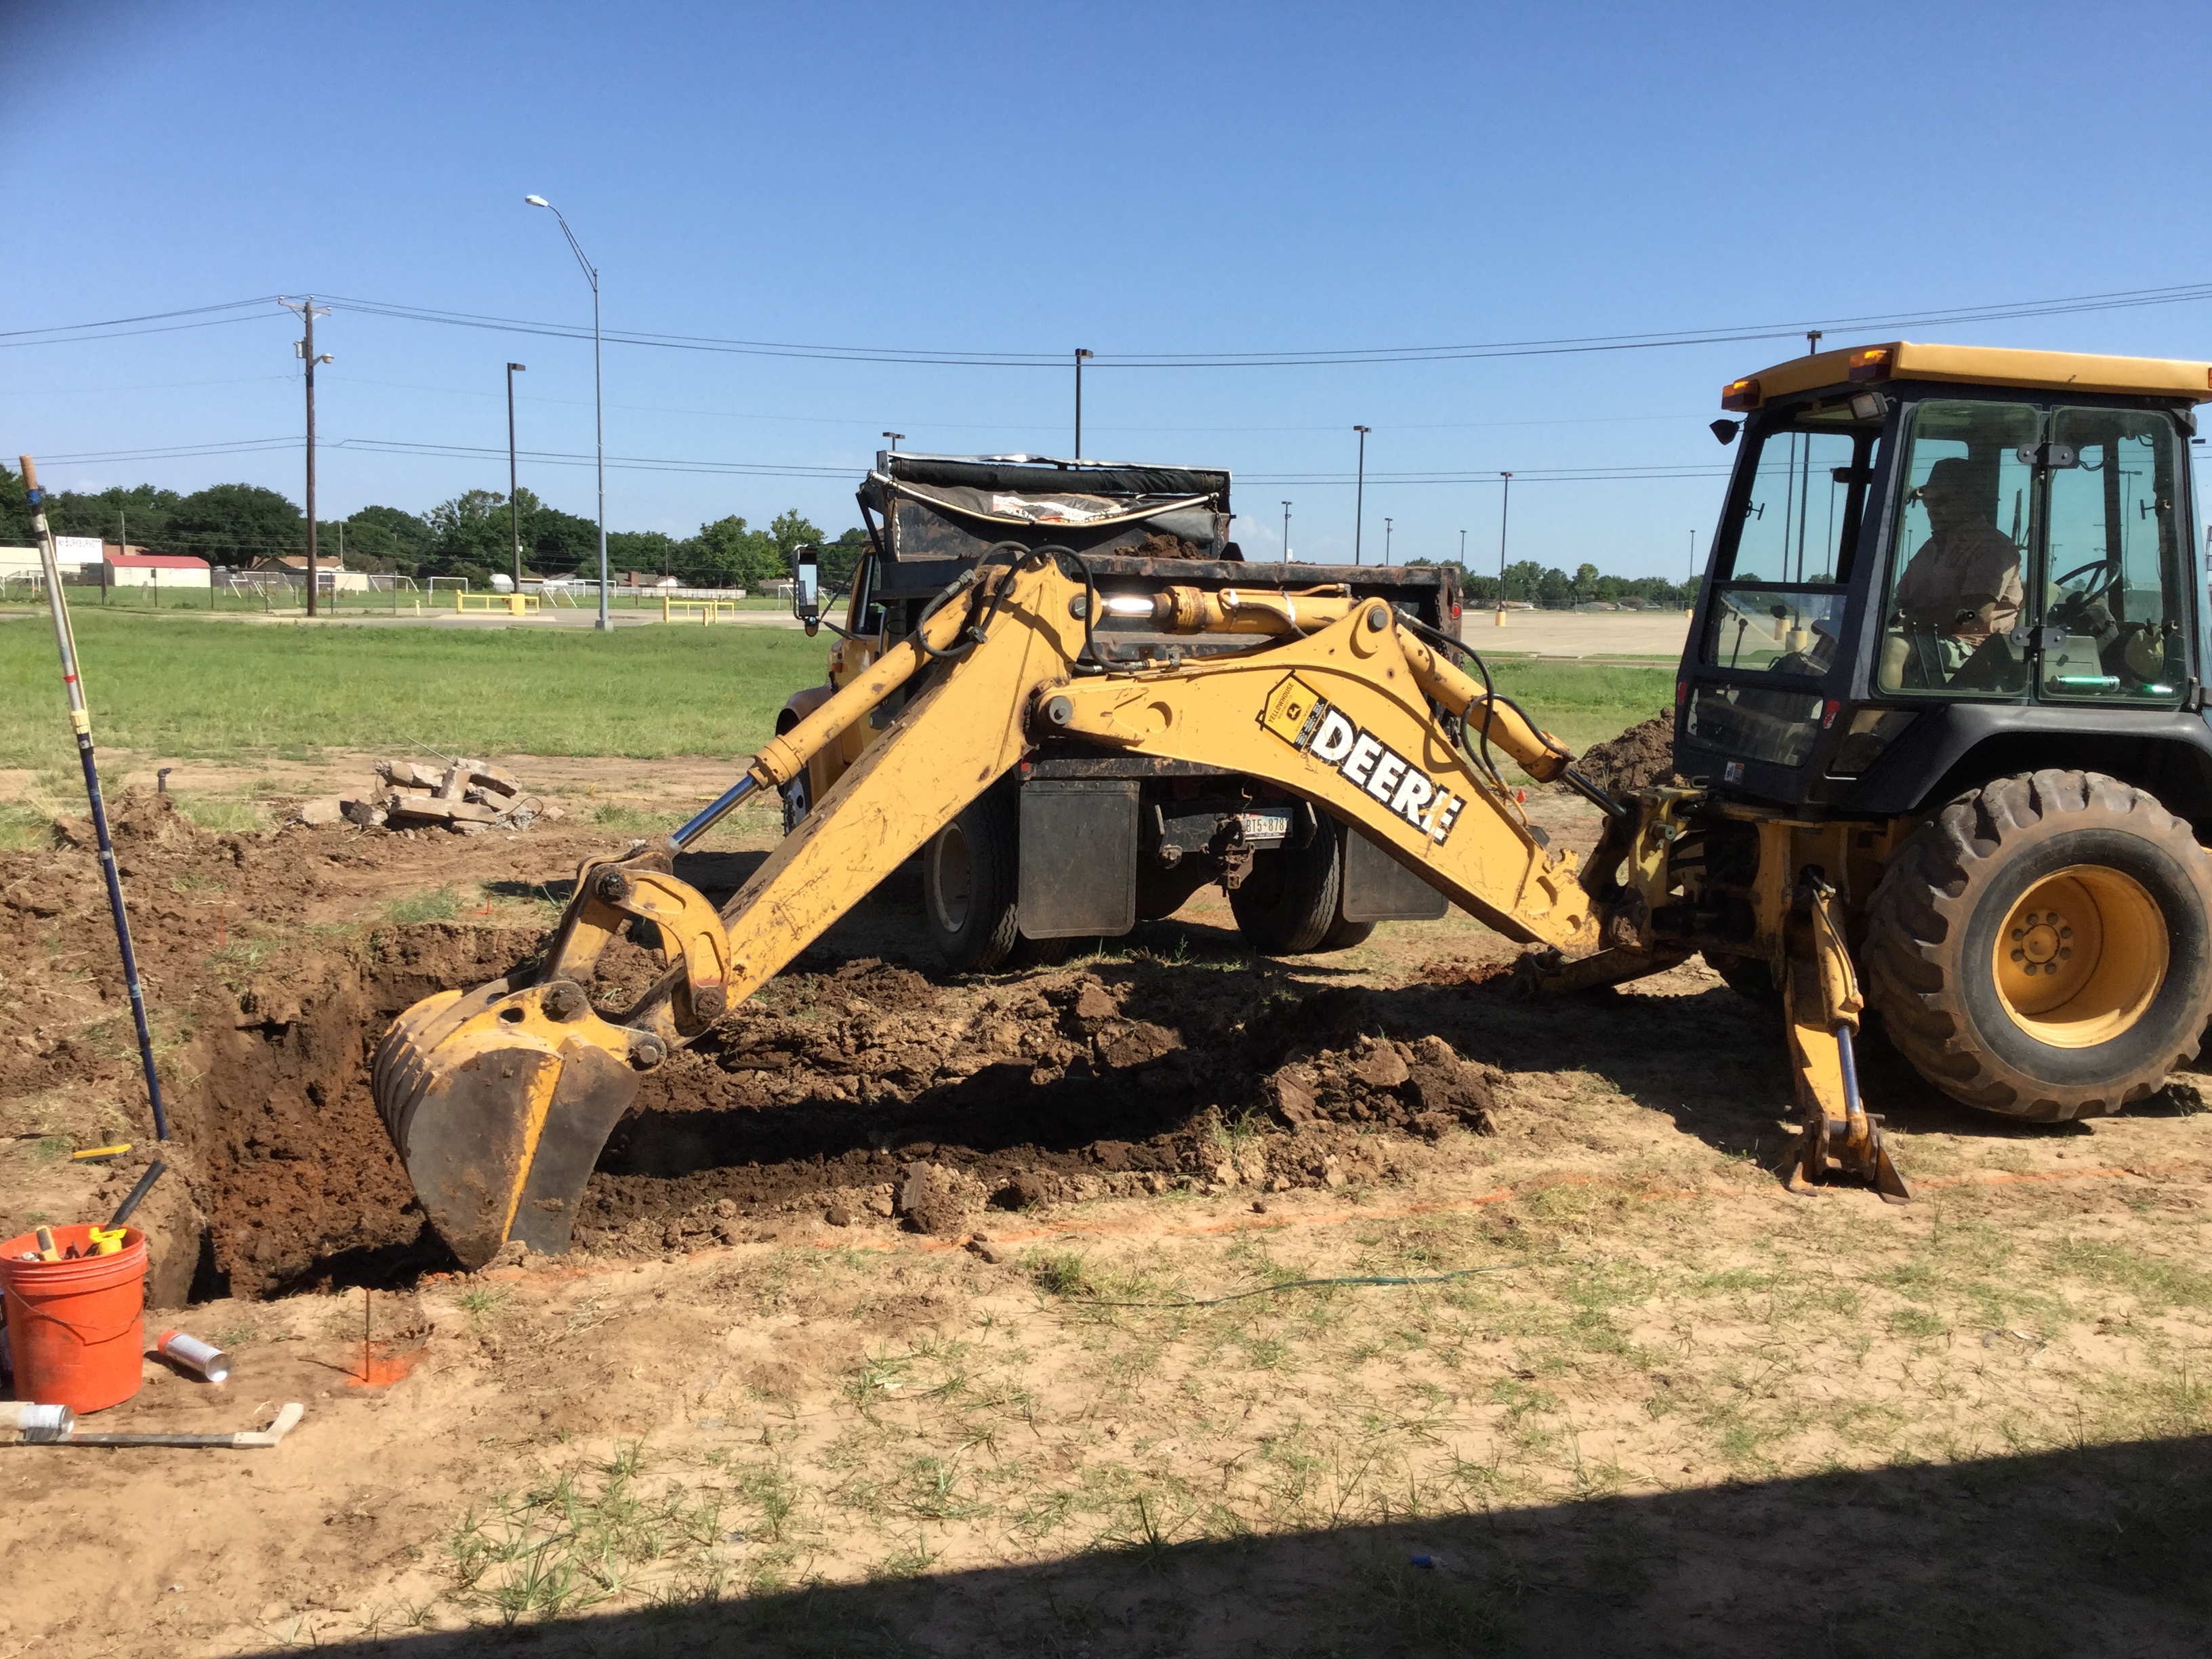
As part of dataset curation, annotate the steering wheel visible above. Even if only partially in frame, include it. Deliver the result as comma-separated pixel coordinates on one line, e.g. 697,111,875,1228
2051,557,2121,606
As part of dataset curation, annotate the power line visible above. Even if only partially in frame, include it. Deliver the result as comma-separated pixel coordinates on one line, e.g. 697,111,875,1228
12,278,2212,365
35,432,1732,489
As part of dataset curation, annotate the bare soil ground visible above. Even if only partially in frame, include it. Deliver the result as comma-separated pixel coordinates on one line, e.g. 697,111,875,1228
1,759,2208,1656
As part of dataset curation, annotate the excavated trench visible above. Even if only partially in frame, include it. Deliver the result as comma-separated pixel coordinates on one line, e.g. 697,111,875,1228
1,796,1512,1303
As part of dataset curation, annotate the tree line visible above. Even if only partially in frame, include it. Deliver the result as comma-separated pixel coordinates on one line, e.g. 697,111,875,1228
0,467,1696,605
0,466,867,590
1410,558,1696,610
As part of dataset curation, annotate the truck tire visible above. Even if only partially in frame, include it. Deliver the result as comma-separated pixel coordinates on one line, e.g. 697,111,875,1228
924,787,1023,973
1862,770,2212,1121
1231,817,1343,956
1706,952,1780,1008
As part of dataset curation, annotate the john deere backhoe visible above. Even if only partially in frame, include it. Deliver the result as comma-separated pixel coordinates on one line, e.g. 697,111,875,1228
377,342,2212,1269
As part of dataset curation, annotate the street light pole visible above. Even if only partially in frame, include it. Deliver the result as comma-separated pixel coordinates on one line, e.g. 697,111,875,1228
1073,350,1093,458
882,431,903,453
526,195,609,630
1353,426,1370,565
1495,472,1513,628
506,362,527,594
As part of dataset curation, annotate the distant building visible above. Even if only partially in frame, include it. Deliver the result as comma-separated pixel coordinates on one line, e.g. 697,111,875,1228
258,554,369,592
104,552,211,589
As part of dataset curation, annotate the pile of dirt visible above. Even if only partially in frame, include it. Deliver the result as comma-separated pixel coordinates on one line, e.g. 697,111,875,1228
1268,1033,1499,1140
2,796,1530,1297
1573,714,1683,796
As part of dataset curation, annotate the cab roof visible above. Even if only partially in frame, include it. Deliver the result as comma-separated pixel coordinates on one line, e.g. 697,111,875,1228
1722,340,2212,410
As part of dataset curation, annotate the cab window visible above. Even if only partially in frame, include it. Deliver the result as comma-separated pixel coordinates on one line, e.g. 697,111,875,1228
1875,401,2039,696
1700,409,1881,681
2039,409,2186,703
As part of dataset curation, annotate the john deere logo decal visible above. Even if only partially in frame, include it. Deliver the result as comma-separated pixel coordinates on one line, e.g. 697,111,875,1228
1260,674,1466,844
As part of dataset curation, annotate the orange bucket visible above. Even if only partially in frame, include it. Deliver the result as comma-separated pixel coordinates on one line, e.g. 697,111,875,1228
1,1223,148,1413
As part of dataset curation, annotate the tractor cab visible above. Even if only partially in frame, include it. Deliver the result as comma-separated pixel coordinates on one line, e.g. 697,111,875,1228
1679,342,2212,829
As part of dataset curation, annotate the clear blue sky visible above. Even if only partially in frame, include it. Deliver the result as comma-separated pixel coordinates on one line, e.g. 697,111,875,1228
7,1,2210,577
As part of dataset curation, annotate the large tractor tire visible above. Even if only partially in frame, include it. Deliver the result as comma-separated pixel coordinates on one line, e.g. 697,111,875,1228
1862,770,2212,1121
1231,815,1345,956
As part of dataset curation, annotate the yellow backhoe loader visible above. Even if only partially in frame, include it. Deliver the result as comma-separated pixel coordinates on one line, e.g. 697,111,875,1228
377,342,2212,1268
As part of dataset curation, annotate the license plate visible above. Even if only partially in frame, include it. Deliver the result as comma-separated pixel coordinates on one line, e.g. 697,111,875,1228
1240,810,1291,843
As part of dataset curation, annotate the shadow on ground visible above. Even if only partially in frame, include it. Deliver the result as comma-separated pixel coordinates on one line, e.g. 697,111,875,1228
281,1435,2212,1656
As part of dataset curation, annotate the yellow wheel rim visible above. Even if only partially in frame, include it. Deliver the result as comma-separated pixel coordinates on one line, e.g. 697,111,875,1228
1991,864,2167,1049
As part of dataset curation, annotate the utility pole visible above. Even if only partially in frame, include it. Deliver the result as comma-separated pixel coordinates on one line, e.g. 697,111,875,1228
507,362,527,593
882,431,903,452
281,297,333,615
1353,426,1370,565
1458,528,1466,569
1496,472,1513,627
1073,350,1093,458
1384,516,1393,566
1280,499,1291,584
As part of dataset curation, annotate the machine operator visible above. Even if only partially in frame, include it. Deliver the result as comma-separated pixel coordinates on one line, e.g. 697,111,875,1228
1883,456,2024,685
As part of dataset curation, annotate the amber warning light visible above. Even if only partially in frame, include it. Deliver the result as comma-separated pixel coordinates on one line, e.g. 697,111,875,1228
1847,348,1893,383
1720,377,1760,411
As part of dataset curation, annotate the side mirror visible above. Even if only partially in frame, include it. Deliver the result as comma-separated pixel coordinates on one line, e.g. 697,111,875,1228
792,544,820,637
1710,419,1740,447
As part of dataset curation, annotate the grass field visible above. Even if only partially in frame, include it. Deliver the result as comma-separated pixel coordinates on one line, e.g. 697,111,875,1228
0,609,1673,775
0,610,825,771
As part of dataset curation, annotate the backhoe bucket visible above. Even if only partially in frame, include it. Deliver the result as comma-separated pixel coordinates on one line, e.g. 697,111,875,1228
373,977,642,1269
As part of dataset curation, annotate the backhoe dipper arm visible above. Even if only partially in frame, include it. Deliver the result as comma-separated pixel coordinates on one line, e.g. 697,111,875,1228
375,558,1096,1266
373,562,1605,1267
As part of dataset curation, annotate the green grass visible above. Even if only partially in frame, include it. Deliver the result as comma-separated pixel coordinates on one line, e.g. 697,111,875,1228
0,609,818,769
1477,659,1673,756
0,608,1673,775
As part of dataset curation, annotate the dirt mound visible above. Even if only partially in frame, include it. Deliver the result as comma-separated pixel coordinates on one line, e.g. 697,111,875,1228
1573,714,1682,796
1,799,1525,1299
1269,1033,1498,1140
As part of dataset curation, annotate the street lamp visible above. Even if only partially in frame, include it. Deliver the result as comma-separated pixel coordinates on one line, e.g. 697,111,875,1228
1495,472,1512,628
506,362,527,594
525,194,609,630
1353,426,1370,565
882,432,904,452
1073,350,1094,458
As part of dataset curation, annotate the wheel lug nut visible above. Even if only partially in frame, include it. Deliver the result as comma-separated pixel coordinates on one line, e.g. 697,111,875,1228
2011,949,2025,962
2011,928,2024,941
2060,947,2072,960
2060,926,2072,939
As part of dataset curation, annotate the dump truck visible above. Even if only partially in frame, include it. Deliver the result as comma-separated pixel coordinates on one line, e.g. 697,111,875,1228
775,451,1467,967
376,340,2212,1268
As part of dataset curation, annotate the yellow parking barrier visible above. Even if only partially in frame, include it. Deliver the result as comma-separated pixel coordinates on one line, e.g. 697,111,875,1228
455,592,541,616
661,596,741,625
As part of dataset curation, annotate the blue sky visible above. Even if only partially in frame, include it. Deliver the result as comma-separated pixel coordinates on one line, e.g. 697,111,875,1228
7,1,2211,577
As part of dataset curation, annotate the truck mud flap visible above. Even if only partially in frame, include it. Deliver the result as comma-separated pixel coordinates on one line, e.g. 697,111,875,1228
1019,779,1139,939
1341,823,1450,922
